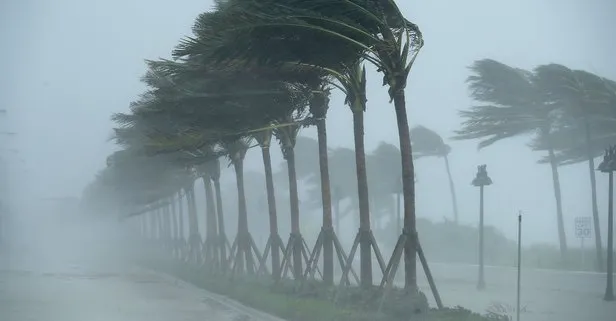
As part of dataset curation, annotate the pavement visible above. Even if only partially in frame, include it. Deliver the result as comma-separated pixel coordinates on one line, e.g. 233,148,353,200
0,214,281,321
414,262,616,321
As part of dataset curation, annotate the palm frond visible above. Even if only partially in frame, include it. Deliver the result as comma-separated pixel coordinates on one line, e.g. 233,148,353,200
410,125,450,158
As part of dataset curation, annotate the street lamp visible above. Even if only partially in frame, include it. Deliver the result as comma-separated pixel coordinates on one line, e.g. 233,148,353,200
472,164,492,290
597,146,615,301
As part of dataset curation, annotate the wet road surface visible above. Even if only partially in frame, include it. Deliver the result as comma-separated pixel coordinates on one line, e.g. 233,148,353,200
416,262,616,321
0,214,277,321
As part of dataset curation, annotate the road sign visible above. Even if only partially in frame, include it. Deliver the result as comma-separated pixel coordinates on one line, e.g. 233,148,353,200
574,217,592,239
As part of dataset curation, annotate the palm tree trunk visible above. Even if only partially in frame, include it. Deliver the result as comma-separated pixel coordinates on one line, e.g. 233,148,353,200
162,203,172,248
317,119,335,284
148,212,155,239
233,157,253,274
203,176,218,267
285,146,303,278
156,208,165,240
396,191,401,233
177,191,184,242
140,214,146,238
186,185,200,259
584,118,604,270
352,108,372,287
334,186,341,237
170,195,180,258
261,145,281,280
393,90,418,291
153,209,160,240
443,155,459,223
212,177,227,269
547,146,568,261
171,197,178,242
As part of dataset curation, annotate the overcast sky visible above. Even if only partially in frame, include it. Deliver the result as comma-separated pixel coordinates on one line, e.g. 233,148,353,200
2,0,615,245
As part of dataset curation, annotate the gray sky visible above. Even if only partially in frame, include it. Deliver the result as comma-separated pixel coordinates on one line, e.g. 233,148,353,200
2,0,615,245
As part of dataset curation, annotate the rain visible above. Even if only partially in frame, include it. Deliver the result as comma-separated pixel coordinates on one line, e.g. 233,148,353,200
1,1,615,321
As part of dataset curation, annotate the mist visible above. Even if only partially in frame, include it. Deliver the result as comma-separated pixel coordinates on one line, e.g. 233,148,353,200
2,0,616,321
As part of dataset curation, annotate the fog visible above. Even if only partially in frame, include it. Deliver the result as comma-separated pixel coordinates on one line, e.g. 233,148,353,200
3,0,616,245
2,0,616,320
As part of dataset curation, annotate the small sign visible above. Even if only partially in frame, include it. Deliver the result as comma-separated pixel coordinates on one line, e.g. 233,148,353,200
574,217,592,239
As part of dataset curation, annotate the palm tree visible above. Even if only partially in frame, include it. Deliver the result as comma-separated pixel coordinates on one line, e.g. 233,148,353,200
140,56,321,273
221,137,261,274
532,65,616,270
206,157,230,269
197,160,219,269
274,108,313,279
110,101,208,263
367,142,402,231
176,0,424,289
102,148,198,253
410,125,459,223
307,88,337,284
252,128,284,279
453,59,569,260
305,146,359,233
177,9,377,284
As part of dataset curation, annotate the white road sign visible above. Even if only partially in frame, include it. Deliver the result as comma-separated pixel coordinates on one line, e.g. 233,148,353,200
574,217,592,239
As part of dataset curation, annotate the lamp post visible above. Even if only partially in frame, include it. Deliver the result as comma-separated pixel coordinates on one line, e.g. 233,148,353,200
597,146,615,301
472,164,492,290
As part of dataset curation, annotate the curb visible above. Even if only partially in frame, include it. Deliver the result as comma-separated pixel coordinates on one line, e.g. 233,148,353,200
136,266,287,321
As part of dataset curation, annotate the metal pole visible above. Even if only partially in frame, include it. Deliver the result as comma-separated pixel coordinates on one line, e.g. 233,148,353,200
605,171,614,301
478,185,485,290
516,211,522,321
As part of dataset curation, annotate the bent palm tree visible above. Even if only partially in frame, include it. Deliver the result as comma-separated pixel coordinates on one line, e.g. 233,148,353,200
253,127,284,279
411,125,459,223
532,65,616,270
176,0,424,289
453,59,569,260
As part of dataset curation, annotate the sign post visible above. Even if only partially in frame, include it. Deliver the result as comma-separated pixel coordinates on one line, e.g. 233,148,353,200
574,217,592,268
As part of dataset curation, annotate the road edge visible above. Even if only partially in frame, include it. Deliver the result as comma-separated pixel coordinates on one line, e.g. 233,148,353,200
135,265,287,321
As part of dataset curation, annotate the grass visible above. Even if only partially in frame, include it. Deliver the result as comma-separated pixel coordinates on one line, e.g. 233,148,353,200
140,256,511,321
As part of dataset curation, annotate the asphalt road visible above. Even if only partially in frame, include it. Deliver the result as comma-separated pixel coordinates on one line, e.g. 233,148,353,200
415,262,616,321
0,215,280,321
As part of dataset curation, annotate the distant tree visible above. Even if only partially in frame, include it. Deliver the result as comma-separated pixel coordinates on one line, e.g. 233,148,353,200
453,59,569,261
410,125,459,223
367,142,401,229
293,136,320,180
530,65,616,270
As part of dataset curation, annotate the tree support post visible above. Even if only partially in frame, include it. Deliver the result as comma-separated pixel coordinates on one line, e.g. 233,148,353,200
304,227,360,285
280,232,315,280
257,233,285,278
228,231,263,277
337,228,386,288
378,231,443,310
